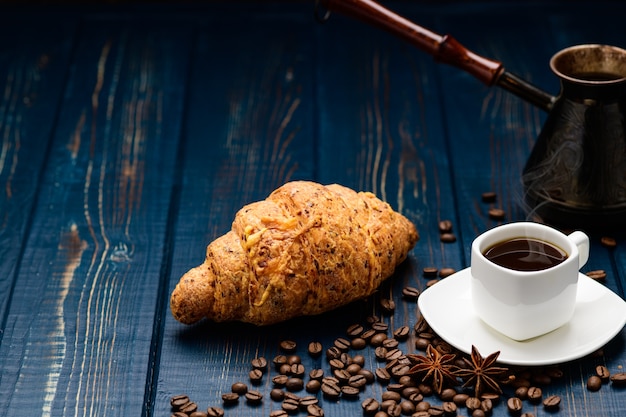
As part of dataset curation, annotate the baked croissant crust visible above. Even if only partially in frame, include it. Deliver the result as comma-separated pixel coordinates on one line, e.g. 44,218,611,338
170,181,418,325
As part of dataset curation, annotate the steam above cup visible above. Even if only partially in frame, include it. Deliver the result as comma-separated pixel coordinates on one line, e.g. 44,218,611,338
470,222,589,341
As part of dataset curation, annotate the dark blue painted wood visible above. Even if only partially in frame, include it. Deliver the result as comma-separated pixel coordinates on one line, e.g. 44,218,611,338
0,2,624,417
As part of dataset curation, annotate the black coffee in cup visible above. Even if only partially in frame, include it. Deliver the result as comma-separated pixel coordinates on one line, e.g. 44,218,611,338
483,237,568,271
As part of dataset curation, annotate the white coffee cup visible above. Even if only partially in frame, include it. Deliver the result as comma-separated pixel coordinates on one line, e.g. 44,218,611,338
470,222,589,341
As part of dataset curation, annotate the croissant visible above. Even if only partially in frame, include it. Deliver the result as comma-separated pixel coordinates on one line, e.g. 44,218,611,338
170,181,418,325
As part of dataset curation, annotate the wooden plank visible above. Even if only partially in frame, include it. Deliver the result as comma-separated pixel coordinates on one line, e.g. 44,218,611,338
0,14,192,417
0,12,76,334
156,7,319,417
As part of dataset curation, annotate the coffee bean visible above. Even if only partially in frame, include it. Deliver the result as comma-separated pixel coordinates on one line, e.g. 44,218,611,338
351,337,367,350
341,385,360,398
472,410,486,417
417,383,433,397
348,374,368,389
281,397,300,413
171,412,187,417
279,340,297,353
438,267,455,278
391,326,409,341
399,400,415,415
272,374,288,387
179,401,198,414
346,363,362,375
251,356,267,370
206,407,224,417
306,341,322,357
304,379,320,393
170,394,190,410
587,375,602,391
586,269,607,280
269,410,288,417
442,401,457,414
482,191,497,202
389,363,410,378
286,377,304,392
334,369,352,385
380,298,396,314
386,402,402,417
514,386,528,399
290,363,305,378
440,233,457,243
334,337,351,351
321,381,341,399
230,382,247,395
273,354,288,369
190,412,208,417
415,401,431,412
488,208,506,220
611,372,626,385
385,348,403,362
249,368,263,384
358,368,375,384
325,346,342,360
309,368,324,380
600,236,617,248
438,220,453,233
382,338,399,349
245,390,263,404
381,390,402,402
401,286,420,300
428,405,444,416
360,329,376,341
270,388,285,401
453,393,469,406
371,321,389,332
415,337,430,350
422,266,439,277
506,397,523,413
543,395,561,410
411,411,430,417
466,397,482,411
306,403,325,416
221,393,239,404
596,365,611,382
527,386,542,403
361,397,380,414
480,398,494,413
347,323,365,337
375,367,391,384
370,333,387,347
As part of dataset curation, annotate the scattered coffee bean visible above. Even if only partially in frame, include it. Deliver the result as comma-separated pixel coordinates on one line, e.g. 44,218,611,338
170,394,190,409
514,386,528,400
362,397,380,414
371,321,389,332
270,388,285,401
401,286,420,300
466,397,482,412
452,393,469,406
422,266,439,277
245,390,263,404
482,191,497,202
359,368,375,384
326,346,342,360
171,412,187,417
440,233,457,243
290,363,305,378
270,410,289,417
600,236,617,248
386,402,402,417
272,374,288,387
596,365,611,381
506,397,523,413
251,357,267,370
380,298,396,314
273,355,288,369
321,381,341,400
610,372,626,386
370,333,387,347
399,400,416,415
231,382,248,395
190,411,208,417
439,388,456,402
375,367,391,384
426,278,440,287
249,368,263,384
415,401,431,412
307,403,325,416
341,385,360,398
179,401,198,414
286,377,304,391
382,338,399,349
346,323,364,337
334,337,351,351
309,368,324,380
306,379,321,393
346,363,362,375
392,326,410,341
299,395,318,408
306,341,322,357
543,394,561,410
586,269,607,280
438,219,453,233
587,375,602,391
206,407,224,417
488,208,506,220
279,340,297,353
348,337,365,350
438,267,455,278
221,392,239,405
527,386,542,403
281,397,300,413
442,401,457,414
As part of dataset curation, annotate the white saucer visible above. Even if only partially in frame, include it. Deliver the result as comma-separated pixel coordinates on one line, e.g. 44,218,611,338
418,268,626,366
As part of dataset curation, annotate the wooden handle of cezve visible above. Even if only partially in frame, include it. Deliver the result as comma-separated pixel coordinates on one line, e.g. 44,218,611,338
321,0,504,86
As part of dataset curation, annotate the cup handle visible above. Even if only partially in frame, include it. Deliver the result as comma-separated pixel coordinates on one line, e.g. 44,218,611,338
568,231,589,269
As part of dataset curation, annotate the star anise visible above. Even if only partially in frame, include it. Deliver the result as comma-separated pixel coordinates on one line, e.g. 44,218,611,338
454,345,509,397
407,344,458,394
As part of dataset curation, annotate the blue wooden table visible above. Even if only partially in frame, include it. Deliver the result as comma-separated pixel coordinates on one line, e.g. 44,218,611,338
1,1,625,416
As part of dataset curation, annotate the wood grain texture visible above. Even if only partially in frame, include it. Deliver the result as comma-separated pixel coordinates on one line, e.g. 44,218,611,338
0,2,624,417
0,13,191,417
